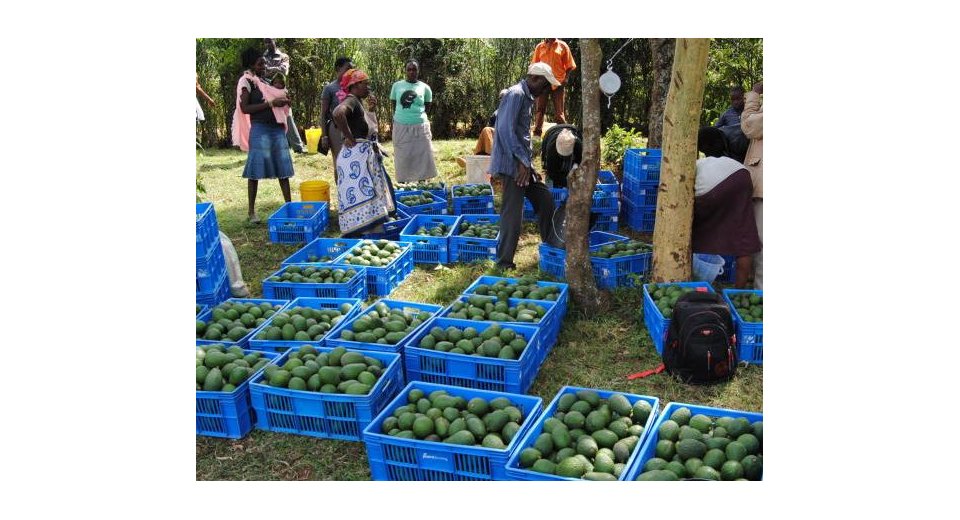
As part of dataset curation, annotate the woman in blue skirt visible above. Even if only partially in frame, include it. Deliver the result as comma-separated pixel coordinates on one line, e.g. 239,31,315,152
234,48,294,223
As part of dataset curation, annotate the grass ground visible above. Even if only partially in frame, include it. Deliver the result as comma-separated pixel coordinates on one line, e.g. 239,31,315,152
195,139,762,480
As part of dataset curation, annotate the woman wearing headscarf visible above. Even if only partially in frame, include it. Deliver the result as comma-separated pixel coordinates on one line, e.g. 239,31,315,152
693,127,761,288
389,60,438,182
332,69,397,236
231,47,294,223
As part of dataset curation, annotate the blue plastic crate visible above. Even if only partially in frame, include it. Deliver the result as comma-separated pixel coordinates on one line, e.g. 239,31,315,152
268,202,329,244
196,270,231,307
196,241,227,294
449,215,500,263
248,297,364,352
596,170,620,194
362,382,544,480
262,264,367,300
196,298,292,347
523,188,568,221
623,198,657,232
624,148,662,183
439,295,561,353
590,212,620,232
395,182,446,203
196,202,220,258
196,346,281,439
641,282,715,355
383,209,413,240
334,241,414,296
462,276,569,318
404,318,543,393
395,190,448,216
717,255,737,284
326,299,444,355
537,231,629,281
622,176,659,207
196,304,208,317
399,214,462,264
722,289,763,365
249,346,404,441
282,238,362,266
623,402,763,481
451,183,496,215
592,190,621,214
505,386,660,480
591,247,653,290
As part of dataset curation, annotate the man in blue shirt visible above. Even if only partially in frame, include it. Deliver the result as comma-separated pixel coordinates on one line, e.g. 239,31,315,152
715,86,745,128
490,63,563,269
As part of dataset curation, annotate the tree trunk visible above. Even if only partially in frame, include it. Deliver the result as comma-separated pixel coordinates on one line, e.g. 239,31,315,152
651,38,710,283
647,38,675,149
565,38,605,312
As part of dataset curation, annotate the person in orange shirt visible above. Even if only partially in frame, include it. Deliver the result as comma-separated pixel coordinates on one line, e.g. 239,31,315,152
531,38,577,137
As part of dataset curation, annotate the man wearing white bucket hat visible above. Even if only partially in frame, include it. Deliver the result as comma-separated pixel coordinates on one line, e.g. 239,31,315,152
541,124,582,188
489,62,564,270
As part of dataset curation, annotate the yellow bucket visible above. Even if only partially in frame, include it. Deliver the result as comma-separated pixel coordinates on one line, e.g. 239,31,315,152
304,127,323,154
300,180,330,202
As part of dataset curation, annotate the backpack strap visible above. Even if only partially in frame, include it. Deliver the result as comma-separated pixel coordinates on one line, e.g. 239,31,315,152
626,363,665,380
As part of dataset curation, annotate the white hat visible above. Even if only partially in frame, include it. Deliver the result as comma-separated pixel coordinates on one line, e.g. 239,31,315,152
528,62,561,87
556,129,576,157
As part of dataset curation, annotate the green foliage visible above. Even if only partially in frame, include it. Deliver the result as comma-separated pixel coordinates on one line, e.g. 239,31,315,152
703,38,763,126
601,125,645,174
196,141,206,202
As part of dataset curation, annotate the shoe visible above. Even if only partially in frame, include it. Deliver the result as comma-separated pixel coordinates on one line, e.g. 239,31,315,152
495,262,517,271
248,214,262,224
456,157,466,168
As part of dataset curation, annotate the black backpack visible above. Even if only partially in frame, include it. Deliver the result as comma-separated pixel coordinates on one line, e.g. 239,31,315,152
662,291,738,384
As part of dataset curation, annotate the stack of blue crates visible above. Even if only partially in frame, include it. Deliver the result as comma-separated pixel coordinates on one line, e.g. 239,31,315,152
621,148,661,232
196,203,230,306
592,170,621,232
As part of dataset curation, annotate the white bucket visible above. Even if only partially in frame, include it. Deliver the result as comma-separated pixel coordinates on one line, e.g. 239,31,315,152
692,254,725,283
464,155,491,184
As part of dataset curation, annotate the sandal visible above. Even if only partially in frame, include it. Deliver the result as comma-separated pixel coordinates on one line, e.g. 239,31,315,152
248,215,262,224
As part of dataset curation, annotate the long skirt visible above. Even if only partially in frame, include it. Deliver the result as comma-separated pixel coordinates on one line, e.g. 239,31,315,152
391,121,438,183
241,122,295,180
336,140,396,235
692,169,761,256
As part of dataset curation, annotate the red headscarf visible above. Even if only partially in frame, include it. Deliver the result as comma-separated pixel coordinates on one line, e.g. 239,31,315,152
336,69,369,102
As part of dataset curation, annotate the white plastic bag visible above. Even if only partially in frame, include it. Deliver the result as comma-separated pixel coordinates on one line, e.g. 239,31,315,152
219,231,250,298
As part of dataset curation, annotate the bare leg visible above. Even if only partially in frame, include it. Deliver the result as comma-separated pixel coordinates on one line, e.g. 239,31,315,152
247,179,258,218
279,178,292,202
735,255,753,289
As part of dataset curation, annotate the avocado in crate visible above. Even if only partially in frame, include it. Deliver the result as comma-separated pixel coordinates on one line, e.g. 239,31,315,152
452,184,493,197
339,240,404,268
197,300,284,343
467,275,566,303
446,295,549,325
728,292,763,323
267,265,361,284
413,222,452,236
648,283,704,319
396,180,444,192
416,322,531,360
261,345,387,395
457,220,498,239
398,192,438,207
591,240,652,259
512,389,656,480
337,301,435,346
196,344,272,392
378,387,531,448
633,405,762,481
254,302,357,343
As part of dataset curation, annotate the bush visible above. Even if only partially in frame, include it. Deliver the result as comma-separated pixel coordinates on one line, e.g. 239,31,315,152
601,125,645,175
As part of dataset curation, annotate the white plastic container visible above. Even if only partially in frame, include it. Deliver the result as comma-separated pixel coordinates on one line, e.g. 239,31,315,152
464,155,491,184
692,253,725,283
